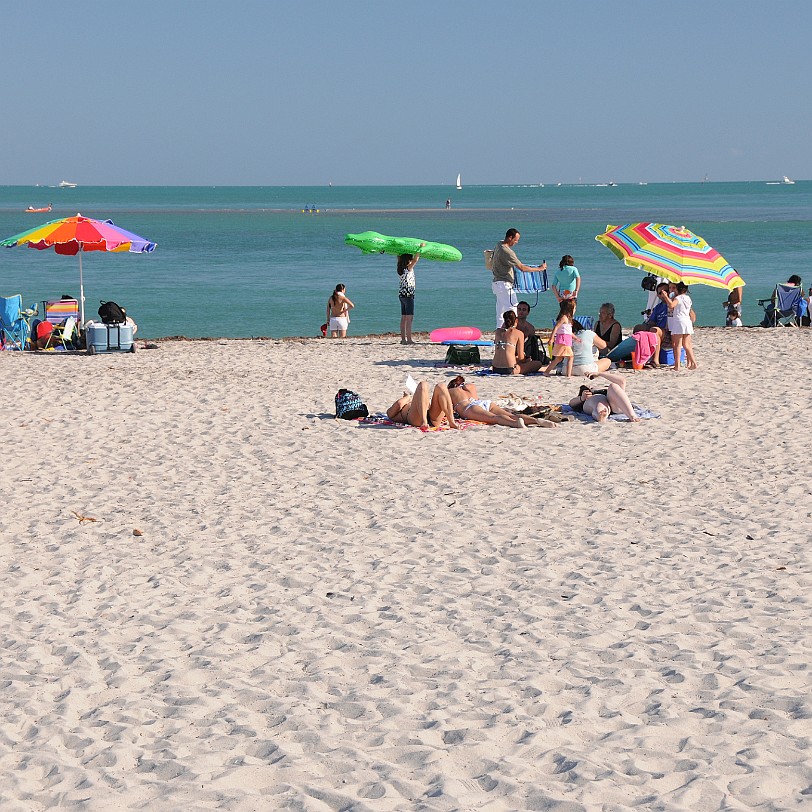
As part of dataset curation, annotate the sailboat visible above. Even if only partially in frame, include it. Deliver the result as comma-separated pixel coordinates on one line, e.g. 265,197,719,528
455,173,462,190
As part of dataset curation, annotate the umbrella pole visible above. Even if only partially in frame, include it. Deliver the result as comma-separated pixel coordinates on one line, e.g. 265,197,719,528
78,252,85,326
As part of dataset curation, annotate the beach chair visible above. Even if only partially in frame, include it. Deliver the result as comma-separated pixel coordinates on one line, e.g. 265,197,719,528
50,316,78,350
0,294,32,351
758,284,805,327
43,298,80,327
510,268,549,308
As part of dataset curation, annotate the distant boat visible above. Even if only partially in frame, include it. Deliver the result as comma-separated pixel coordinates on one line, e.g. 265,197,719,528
782,175,795,184
58,180,77,188
26,204,52,213
767,176,796,185
455,173,462,190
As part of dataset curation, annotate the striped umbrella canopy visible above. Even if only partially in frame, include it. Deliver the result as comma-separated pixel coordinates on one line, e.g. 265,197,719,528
595,223,744,290
1,213,157,324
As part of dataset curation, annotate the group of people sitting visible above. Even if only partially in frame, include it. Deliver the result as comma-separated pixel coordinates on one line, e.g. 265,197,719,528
385,370,639,430
487,281,698,376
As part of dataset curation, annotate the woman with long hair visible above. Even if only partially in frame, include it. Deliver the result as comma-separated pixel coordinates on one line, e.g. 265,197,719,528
659,281,697,370
492,311,543,375
326,284,354,338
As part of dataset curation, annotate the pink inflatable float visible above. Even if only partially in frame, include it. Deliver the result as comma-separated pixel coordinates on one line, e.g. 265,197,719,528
429,326,482,343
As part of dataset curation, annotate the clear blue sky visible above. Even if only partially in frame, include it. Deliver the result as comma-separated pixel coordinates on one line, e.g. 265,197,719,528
2,0,809,186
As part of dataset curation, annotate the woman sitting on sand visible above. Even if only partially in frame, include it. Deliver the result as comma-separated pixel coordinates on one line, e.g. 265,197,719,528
571,320,612,376
568,371,639,422
594,303,623,356
387,381,459,430
447,376,557,428
491,311,543,375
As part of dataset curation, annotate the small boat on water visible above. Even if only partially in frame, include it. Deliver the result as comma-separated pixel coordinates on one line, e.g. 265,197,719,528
782,175,795,185
58,180,78,188
26,204,52,213
767,175,796,185
456,173,462,190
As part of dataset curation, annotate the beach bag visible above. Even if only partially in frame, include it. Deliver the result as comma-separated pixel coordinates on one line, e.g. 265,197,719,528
98,300,127,325
524,334,548,363
335,389,369,420
483,249,494,270
444,344,480,365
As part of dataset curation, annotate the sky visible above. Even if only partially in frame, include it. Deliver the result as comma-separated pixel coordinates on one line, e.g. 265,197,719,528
1,0,810,186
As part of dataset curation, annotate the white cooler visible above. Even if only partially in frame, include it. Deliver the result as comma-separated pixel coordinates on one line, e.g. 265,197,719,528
86,322,135,354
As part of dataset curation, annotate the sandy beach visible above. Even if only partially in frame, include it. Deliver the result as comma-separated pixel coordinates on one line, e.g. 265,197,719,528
0,327,809,811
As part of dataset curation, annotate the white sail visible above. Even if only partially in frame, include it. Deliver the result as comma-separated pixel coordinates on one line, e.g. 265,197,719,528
456,173,462,190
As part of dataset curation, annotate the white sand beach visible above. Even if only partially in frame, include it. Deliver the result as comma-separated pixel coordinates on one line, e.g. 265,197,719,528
0,328,809,810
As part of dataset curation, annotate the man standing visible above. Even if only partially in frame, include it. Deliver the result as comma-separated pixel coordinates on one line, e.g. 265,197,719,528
490,229,547,329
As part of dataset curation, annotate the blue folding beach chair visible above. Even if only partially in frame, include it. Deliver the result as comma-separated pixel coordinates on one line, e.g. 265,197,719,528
510,267,549,308
0,294,32,351
758,283,806,327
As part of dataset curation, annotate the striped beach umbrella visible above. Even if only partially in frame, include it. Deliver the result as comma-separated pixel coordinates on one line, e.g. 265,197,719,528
1,213,157,324
595,223,744,290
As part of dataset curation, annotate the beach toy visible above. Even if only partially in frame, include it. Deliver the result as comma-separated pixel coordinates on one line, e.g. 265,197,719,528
345,231,462,262
430,326,481,343
439,339,493,346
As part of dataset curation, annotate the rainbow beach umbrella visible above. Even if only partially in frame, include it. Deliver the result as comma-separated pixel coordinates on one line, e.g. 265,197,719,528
1,213,157,325
595,223,744,290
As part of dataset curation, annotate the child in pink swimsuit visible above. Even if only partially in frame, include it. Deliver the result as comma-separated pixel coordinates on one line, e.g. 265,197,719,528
543,299,577,377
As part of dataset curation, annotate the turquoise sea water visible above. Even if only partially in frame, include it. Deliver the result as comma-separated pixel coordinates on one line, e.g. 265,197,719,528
1,182,810,338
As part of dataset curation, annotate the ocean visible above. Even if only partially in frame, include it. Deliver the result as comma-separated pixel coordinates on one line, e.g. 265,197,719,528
1,182,809,339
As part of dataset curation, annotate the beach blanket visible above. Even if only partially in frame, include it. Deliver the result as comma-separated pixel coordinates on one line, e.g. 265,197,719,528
433,362,491,371
358,413,484,431
561,404,660,422
474,368,544,377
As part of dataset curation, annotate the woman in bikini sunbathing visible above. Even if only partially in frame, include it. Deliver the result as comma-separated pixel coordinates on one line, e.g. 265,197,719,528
447,376,557,428
387,381,459,430
568,371,639,422
491,311,544,375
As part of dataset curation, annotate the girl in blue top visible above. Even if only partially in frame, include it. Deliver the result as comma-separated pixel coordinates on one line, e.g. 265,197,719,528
552,255,581,303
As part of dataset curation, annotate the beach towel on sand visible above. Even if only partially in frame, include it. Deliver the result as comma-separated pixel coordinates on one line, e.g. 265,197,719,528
562,404,660,422
357,414,484,431
474,368,545,377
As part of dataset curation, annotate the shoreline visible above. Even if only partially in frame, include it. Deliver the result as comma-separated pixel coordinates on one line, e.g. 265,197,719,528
148,324,763,343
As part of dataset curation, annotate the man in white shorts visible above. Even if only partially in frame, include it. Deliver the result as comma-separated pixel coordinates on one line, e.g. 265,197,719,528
490,229,547,330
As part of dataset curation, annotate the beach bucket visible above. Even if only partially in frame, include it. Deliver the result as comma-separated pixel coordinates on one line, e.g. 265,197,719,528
631,357,646,370
320,323,327,337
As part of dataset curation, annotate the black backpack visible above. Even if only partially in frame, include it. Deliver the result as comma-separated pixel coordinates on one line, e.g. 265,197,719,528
98,300,127,325
335,389,369,420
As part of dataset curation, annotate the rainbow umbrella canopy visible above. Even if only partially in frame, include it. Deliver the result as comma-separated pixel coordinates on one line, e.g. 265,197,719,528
1,213,157,325
595,223,744,290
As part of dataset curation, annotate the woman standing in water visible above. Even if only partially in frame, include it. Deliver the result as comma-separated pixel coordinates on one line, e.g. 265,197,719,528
326,284,354,338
